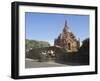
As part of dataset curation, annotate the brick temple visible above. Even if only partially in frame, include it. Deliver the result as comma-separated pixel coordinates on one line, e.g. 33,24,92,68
54,20,80,52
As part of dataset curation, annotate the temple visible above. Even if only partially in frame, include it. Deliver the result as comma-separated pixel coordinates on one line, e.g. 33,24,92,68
54,20,80,52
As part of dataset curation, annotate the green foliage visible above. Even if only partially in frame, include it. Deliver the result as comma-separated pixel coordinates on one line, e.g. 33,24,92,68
25,39,50,51
77,38,89,64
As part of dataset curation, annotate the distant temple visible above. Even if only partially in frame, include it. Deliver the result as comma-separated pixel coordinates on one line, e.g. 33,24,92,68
54,20,80,52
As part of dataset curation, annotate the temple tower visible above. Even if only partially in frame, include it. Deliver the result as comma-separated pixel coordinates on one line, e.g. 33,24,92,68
54,20,80,52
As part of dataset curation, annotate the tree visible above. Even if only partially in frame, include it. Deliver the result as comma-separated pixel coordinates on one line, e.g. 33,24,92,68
25,39,50,51
77,38,89,64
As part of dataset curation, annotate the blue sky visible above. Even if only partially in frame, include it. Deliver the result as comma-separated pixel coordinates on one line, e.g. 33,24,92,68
25,12,89,46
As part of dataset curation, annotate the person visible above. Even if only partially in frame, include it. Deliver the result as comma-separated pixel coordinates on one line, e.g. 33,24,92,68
50,50,55,57
47,50,55,61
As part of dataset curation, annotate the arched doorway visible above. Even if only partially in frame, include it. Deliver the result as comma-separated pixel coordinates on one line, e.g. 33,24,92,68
68,43,71,50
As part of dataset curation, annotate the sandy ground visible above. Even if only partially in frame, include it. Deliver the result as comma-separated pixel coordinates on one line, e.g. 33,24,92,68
25,58,68,68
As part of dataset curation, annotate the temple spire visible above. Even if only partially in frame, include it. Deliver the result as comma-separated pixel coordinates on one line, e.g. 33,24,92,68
63,20,69,32
65,20,67,27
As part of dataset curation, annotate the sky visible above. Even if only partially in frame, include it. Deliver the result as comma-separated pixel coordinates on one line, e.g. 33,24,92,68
25,12,89,46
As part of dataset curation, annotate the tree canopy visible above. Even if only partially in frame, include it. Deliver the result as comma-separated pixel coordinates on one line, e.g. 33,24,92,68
26,39,50,51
